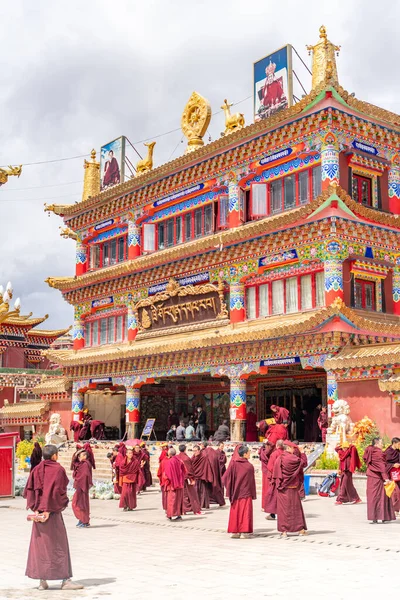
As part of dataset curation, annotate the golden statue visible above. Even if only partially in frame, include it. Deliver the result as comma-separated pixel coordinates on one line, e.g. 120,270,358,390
0,165,22,186
221,99,245,135
136,142,156,174
181,91,211,154
82,149,100,202
59,226,77,241
307,25,340,90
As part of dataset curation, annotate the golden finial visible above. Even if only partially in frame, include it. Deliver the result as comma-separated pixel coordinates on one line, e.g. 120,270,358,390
221,99,245,136
82,149,100,202
0,165,22,186
181,91,211,154
136,142,156,175
307,25,341,90
59,226,77,241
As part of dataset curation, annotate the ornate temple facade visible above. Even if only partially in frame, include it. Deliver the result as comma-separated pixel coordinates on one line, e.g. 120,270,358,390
45,28,400,440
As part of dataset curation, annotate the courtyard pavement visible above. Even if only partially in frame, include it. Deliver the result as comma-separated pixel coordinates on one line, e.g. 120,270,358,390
0,488,399,600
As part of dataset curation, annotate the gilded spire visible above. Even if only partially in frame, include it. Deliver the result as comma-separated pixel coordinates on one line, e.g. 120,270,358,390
82,149,100,201
307,25,341,90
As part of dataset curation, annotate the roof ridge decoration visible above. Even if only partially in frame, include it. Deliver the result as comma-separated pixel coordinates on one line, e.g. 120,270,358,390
44,184,400,294
307,25,341,90
181,92,212,154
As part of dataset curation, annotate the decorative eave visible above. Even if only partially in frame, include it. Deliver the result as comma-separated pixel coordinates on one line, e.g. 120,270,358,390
325,342,400,370
27,326,71,339
45,299,400,368
0,401,49,418
31,376,72,395
45,185,400,294
1,314,49,328
378,373,400,392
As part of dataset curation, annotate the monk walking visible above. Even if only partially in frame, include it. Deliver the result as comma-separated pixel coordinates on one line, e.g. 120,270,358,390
216,441,227,478
263,439,285,520
23,444,83,591
273,443,307,537
258,440,273,512
192,444,213,509
384,437,400,515
202,442,225,507
119,448,140,511
222,444,256,539
72,450,93,527
335,442,361,505
163,447,186,521
177,444,202,515
363,437,395,524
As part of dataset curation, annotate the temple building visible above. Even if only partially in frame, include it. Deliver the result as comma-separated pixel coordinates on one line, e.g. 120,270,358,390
0,283,70,439
45,28,400,441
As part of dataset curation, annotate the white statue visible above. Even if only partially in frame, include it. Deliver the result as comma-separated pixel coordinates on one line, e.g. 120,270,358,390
45,413,68,446
326,399,354,456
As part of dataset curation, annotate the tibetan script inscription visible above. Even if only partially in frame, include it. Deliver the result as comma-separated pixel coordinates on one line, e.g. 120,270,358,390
134,278,228,333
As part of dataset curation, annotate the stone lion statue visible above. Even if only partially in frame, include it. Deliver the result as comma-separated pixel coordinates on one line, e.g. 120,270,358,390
45,413,68,446
327,399,354,440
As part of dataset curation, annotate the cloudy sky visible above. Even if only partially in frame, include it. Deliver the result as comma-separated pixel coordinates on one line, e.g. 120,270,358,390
0,0,399,329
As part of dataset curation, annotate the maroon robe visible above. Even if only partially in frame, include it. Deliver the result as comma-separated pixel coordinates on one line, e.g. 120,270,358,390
384,446,400,512
72,459,93,524
103,156,120,187
79,413,92,440
163,456,186,518
222,458,256,533
192,450,213,509
363,445,395,522
335,445,361,504
119,456,140,510
266,424,288,446
177,452,201,514
204,447,225,506
259,444,273,511
317,411,329,443
258,420,268,438
158,456,169,510
246,412,258,442
217,449,227,478
30,442,42,471
70,421,82,443
271,405,290,426
24,460,72,581
83,443,96,470
263,447,284,513
141,447,153,488
273,451,307,533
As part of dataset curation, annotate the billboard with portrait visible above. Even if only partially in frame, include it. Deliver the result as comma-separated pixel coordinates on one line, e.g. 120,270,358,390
254,45,293,122
100,136,125,191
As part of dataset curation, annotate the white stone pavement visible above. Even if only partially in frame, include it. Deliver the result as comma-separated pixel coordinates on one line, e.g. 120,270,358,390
0,489,399,600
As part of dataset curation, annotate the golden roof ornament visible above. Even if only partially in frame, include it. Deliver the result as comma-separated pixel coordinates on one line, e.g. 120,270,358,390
221,99,245,136
136,142,156,175
307,25,341,90
0,165,22,186
181,91,211,154
82,149,100,202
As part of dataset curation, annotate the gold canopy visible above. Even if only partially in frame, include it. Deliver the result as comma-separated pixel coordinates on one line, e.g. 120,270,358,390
307,25,341,90
82,149,100,202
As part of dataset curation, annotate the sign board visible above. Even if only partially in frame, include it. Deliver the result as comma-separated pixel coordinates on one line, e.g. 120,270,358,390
100,136,125,191
140,418,156,439
352,140,378,156
260,357,301,367
254,45,293,122
149,272,210,296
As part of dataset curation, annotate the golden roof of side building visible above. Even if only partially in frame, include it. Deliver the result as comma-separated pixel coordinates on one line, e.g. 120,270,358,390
45,299,400,368
45,185,400,293
0,401,49,417
31,376,72,395
1,314,49,327
27,327,71,338
325,343,400,370
378,373,400,392
45,77,400,221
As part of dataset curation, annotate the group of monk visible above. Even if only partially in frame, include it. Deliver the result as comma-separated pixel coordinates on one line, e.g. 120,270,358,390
108,440,152,511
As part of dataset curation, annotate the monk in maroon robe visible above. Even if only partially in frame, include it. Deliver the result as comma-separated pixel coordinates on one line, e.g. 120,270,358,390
202,442,225,506
264,440,285,519
289,441,308,500
24,444,83,591
270,405,290,427
363,438,395,523
78,409,92,441
103,150,120,187
109,446,122,494
245,409,258,442
69,420,82,443
266,423,288,445
83,442,96,470
317,407,329,443
70,445,83,477
222,444,256,538
384,437,400,514
177,444,202,515
273,444,307,537
259,441,273,512
335,443,361,505
30,442,42,471
72,450,93,527
216,442,227,478
192,444,213,509
119,449,140,511
140,442,153,488
134,444,147,492
163,448,186,520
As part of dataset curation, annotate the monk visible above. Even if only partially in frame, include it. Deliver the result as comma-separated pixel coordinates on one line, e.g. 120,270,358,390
133,444,146,492
335,442,361,505
113,444,126,494
108,445,121,494
202,442,225,506
30,442,42,471
119,448,140,511
222,444,256,539
23,444,83,591
140,442,153,489
263,439,285,520
291,440,308,500
192,444,213,509
177,444,202,515
72,450,93,527
270,405,290,428
258,441,274,512
256,419,268,439
384,437,400,514
70,445,82,477
103,149,120,187
83,442,96,470
363,437,395,524
317,407,329,443
266,423,288,445
245,409,258,442
216,441,227,477
273,443,307,537
69,420,82,443
163,447,186,520
78,408,92,441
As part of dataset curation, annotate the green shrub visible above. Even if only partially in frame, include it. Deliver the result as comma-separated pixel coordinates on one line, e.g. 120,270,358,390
315,450,339,471
16,439,34,469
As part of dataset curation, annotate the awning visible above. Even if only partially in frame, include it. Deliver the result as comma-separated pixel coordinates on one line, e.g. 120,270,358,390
378,374,400,393
0,401,50,425
31,376,71,395
325,343,400,370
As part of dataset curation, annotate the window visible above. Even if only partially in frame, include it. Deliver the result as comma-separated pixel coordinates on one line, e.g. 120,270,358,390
167,218,174,247
176,216,182,244
284,175,296,210
299,170,309,205
158,223,165,249
204,204,213,235
143,224,156,252
246,272,324,319
354,279,376,310
352,174,372,206
251,183,268,217
218,194,229,228
116,315,123,341
154,203,216,250
271,179,282,214
90,245,100,270
89,235,127,270
312,165,321,199
255,167,319,216
92,321,99,346
195,209,203,238
85,322,91,346
85,314,126,347
185,213,192,241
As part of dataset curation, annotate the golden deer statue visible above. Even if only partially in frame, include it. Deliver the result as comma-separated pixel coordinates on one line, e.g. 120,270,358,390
221,99,245,135
136,141,156,174
0,165,22,186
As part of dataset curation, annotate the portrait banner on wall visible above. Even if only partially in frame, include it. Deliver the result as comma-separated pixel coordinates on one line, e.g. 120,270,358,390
100,136,126,191
254,45,293,122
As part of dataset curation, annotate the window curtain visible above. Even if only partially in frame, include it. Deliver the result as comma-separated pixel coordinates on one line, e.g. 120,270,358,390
301,274,312,309
246,287,256,319
271,180,282,214
252,184,268,216
259,284,269,316
286,277,298,313
219,195,229,227
315,271,325,307
272,279,284,314
143,224,156,252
